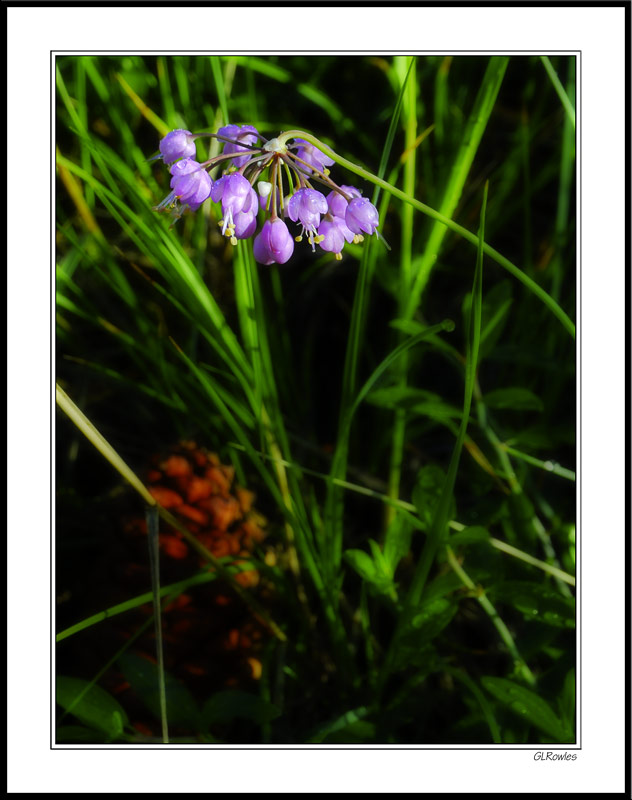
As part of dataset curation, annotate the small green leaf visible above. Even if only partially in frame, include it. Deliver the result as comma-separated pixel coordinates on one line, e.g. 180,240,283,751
202,690,280,728
344,548,377,582
56,676,128,740
483,387,544,412
481,676,572,742
368,538,392,578
345,546,397,596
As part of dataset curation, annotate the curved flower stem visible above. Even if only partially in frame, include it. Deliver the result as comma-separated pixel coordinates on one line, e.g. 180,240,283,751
277,130,575,339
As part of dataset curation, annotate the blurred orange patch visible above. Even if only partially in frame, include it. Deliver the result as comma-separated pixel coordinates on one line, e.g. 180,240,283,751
148,486,183,509
159,534,188,560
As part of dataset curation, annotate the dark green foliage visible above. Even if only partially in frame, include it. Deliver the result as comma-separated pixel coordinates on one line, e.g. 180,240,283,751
56,54,575,745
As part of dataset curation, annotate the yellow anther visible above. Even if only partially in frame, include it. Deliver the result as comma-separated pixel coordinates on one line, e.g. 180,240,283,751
324,168,330,176
335,252,343,261
295,235,303,242
315,234,325,244
230,236,238,246
353,234,364,244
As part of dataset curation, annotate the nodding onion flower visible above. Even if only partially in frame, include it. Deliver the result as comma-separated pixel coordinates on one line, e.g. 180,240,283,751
152,125,381,264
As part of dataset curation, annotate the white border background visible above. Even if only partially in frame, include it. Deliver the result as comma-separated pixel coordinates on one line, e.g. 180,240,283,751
7,4,626,794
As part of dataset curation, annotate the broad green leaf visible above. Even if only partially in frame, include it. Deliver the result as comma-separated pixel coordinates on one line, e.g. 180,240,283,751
118,652,200,729
483,387,544,412
202,690,280,728
481,676,572,742
56,676,128,740
488,581,575,628
410,597,458,642
344,546,396,596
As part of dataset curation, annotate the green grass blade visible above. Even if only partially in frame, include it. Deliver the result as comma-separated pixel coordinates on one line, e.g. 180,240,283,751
146,506,169,743
540,56,575,128
386,56,418,527
56,571,220,642
404,57,508,316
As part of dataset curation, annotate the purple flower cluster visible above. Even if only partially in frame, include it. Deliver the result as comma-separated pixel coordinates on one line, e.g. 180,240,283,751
153,125,381,265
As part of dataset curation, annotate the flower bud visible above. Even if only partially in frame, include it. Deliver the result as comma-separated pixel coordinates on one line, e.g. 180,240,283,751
253,218,294,265
345,197,379,235
159,129,197,164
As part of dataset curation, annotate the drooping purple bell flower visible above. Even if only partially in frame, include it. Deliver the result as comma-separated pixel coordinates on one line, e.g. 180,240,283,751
217,124,260,168
317,215,355,259
327,185,362,219
159,129,197,164
169,159,212,209
253,218,294,265
288,188,328,239
292,139,335,175
345,197,380,236
212,173,257,235
232,208,258,240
